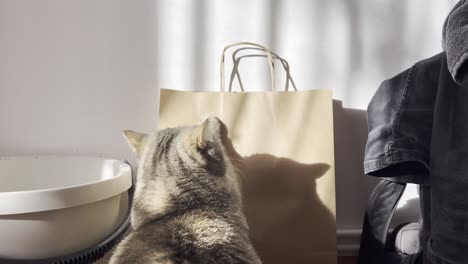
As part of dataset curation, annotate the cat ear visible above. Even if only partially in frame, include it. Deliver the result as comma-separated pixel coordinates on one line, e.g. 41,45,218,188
197,116,221,149
122,130,146,155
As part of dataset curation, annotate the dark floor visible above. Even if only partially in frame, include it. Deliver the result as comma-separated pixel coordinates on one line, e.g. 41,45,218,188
338,256,358,264
97,255,358,263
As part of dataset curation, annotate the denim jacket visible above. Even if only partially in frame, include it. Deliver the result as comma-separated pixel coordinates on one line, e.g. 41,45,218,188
364,53,444,185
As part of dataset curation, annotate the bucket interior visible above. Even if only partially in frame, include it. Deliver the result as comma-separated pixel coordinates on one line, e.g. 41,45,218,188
0,156,127,192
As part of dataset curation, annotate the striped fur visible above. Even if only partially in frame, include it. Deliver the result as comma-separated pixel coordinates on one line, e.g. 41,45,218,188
110,116,261,264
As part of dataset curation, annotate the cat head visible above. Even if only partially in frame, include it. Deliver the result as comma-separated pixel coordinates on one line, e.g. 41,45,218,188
123,116,229,175
123,116,241,226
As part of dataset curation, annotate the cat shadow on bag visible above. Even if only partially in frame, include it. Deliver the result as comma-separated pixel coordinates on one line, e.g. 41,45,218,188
220,124,336,264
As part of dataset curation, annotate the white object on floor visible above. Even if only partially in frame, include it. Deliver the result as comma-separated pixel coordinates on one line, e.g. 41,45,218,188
0,156,131,260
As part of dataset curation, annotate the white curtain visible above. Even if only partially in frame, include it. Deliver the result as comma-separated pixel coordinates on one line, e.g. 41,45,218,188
155,0,457,109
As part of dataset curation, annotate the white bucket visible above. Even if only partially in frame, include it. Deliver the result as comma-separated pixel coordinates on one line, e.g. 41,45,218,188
0,156,132,260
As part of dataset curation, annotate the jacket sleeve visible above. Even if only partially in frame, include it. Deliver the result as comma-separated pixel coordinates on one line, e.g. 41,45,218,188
364,53,442,185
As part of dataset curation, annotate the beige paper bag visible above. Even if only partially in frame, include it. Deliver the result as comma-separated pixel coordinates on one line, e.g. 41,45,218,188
158,43,336,264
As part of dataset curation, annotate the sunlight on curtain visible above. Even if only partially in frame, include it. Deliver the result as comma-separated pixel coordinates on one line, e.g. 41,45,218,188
155,0,457,109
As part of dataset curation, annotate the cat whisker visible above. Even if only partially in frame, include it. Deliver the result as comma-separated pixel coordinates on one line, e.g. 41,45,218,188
231,165,248,182
227,156,248,166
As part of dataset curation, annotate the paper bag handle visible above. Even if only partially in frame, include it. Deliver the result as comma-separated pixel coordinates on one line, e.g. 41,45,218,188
228,47,297,92
220,42,275,92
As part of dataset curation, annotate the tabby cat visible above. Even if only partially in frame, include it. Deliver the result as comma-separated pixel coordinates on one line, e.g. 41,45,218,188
109,116,261,264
